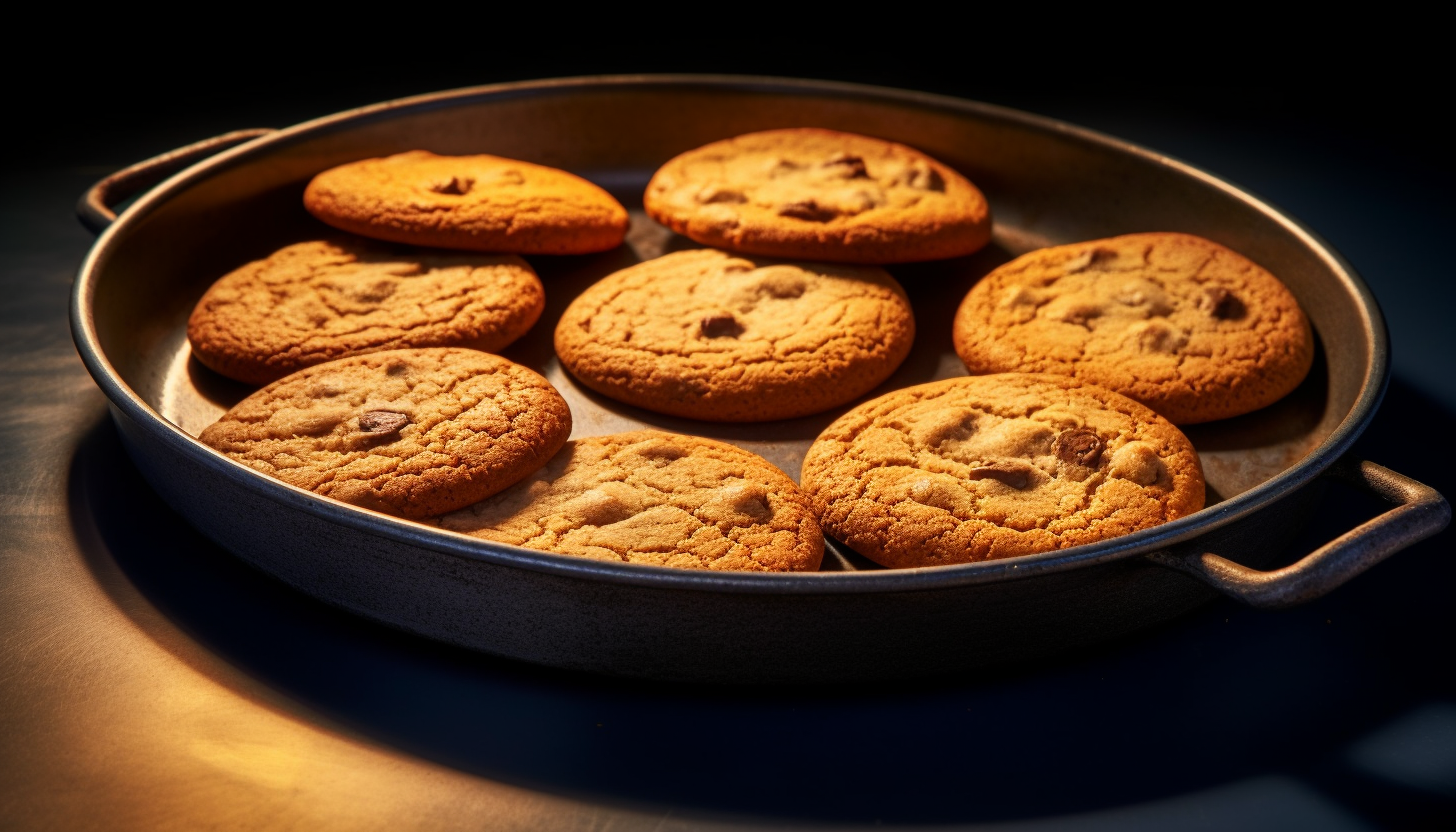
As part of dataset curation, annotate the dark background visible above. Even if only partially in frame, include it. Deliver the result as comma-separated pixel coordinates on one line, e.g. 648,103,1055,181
15,35,1453,401
6,31,1454,831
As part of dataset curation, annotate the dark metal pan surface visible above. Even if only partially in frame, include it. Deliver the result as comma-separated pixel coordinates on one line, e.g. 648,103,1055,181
71,76,1448,681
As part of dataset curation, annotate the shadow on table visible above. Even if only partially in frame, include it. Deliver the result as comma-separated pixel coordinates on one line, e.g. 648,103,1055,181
66,376,1456,829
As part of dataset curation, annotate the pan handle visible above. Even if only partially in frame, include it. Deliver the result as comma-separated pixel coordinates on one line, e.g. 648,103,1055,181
1147,457,1449,609
76,129,275,234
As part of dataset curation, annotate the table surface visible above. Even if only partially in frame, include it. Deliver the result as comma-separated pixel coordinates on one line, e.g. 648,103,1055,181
3,67,1454,831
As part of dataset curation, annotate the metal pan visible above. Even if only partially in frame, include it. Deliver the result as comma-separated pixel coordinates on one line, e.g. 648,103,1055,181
71,76,1449,683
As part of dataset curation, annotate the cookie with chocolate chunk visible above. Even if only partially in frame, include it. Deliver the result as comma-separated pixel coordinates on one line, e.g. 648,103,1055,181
553,248,915,421
199,348,571,519
440,430,823,571
800,374,1204,567
952,233,1314,423
304,151,629,254
187,239,545,385
644,128,991,263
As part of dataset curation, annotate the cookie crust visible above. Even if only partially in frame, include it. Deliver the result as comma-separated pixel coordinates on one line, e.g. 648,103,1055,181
801,374,1205,567
199,348,571,519
304,151,629,254
187,239,545,385
554,249,915,421
440,430,823,572
952,233,1314,424
644,128,991,263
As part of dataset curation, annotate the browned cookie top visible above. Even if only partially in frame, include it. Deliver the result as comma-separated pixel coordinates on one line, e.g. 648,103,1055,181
187,239,545,385
801,374,1205,567
440,430,823,571
952,233,1314,424
553,249,915,421
199,348,571,519
644,128,992,263
303,151,629,255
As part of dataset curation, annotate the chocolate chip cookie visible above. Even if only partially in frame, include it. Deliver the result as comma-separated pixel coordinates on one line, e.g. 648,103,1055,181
187,239,545,384
554,248,915,421
304,150,629,254
952,233,1314,423
199,348,571,519
800,374,1205,567
644,128,992,263
440,430,823,571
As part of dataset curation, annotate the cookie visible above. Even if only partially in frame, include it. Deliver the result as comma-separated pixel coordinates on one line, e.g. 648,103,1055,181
952,233,1314,424
303,151,629,255
644,128,991,263
199,348,571,519
800,374,1205,567
439,430,823,571
554,248,915,421
187,239,545,385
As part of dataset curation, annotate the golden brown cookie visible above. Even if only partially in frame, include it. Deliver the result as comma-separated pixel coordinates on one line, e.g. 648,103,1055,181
187,239,545,385
554,249,915,421
800,374,1205,567
199,348,571,519
440,430,823,571
952,233,1314,424
303,151,629,254
644,128,991,263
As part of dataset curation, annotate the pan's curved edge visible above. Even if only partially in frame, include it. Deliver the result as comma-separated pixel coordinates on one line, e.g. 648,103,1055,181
69,74,1390,603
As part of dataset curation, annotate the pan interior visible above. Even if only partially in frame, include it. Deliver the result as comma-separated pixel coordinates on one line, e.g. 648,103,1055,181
87,81,1372,571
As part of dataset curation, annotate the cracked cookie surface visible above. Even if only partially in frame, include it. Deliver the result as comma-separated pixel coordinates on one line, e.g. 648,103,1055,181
440,430,823,571
187,239,545,384
199,348,571,519
304,151,629,254
952,233,1313,423
801,374,1204,567
644,128,991,263
554,249,915,421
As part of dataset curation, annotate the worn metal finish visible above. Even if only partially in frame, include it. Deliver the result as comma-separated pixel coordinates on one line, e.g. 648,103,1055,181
1149,460,1451,608
69,76,1448,682
76,129,275,234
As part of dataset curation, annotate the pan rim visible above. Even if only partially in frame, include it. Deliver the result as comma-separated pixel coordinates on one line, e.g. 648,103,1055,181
69,73,1390,595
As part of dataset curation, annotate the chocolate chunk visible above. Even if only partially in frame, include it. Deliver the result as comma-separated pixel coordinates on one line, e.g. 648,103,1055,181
429,176,473,196
1052,428,1105,467
359,410,409,435
700,313,744,338
905,165,945,192
766,158,803,177
778,200,838,222
966,461,1036,489
821,152,869,178
1064,248,1117,274
696,185,747,204
1198,286,1245,319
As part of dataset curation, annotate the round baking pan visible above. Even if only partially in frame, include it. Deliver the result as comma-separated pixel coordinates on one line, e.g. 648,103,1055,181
71,76,1449,683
